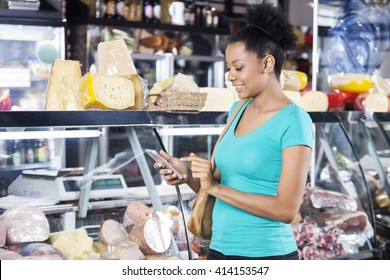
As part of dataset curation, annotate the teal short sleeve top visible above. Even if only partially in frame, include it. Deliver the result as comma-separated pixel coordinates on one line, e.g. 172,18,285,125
211,100,314,257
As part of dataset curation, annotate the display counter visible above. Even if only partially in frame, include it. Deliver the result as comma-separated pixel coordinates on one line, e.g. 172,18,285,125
0,110,387,260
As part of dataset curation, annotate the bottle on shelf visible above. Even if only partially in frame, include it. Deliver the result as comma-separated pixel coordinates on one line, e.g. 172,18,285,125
104,0,116,19
116,0,126,20
153,0,161,23
143,0,154,22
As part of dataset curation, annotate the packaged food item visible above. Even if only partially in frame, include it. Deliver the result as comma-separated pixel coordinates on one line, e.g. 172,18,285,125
79,73,135,110
328,73,374,93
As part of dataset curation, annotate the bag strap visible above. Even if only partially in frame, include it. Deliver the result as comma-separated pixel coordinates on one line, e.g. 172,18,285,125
210,99,248,170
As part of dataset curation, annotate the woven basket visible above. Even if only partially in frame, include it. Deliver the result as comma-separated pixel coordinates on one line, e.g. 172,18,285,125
146,91,207,111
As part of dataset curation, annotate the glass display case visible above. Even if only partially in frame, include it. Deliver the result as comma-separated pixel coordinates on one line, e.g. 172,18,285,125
0,20,66,111
0,110,386,260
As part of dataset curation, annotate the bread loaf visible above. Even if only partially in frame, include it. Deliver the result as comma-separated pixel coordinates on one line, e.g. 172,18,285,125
45,59,84,111
79,73,135,110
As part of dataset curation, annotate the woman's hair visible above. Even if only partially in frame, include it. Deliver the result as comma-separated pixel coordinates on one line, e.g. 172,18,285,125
228,1,297,78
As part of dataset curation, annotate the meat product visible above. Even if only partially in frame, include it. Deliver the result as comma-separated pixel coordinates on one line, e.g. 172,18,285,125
310,189,357,211
123,202,153,231
315,227,342,249
300,245,319,260
99,219,128,247
105,241,144,260
129,217,171,255
314,210,368,234
17,242,64,259
0,248,22,259
0,206,50,244
0,221,6,247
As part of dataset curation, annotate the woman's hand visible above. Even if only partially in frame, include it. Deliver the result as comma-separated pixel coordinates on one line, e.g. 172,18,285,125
180,153,218,194
153,150,188,186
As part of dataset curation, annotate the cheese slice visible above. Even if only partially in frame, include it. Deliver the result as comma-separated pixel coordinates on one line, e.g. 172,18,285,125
45,59,84,111
98,39,137,76
79,73,135,110
200,87,238,111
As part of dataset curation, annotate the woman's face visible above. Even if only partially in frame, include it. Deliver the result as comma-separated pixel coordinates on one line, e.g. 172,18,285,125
225,42,268,99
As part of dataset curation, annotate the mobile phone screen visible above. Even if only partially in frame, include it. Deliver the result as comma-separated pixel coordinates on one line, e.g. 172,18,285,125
145,149,183,179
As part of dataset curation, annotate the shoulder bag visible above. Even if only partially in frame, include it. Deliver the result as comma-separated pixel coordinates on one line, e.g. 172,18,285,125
187,99,248,240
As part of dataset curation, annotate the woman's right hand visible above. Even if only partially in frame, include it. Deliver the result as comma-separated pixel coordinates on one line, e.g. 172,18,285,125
153,150,188,185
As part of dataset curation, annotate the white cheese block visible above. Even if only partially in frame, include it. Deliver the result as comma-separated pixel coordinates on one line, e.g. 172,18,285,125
79,73,135,110
45,59,84,111
98,39,137,76
200,87,238,111
283,90,302,105
365,94,388,112
300,90,329,112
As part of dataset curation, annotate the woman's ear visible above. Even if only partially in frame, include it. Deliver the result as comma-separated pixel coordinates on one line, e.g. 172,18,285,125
263,55,275,74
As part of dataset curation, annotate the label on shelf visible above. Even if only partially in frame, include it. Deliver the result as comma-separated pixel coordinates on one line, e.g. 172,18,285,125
0,68,31,88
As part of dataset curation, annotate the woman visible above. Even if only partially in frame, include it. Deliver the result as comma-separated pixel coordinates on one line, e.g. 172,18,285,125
155,1,313,260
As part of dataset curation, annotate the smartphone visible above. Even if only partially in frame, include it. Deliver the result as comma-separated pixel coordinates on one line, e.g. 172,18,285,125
145,149,184,179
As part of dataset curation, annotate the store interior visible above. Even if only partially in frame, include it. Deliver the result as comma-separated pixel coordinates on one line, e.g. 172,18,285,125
0,0,390,260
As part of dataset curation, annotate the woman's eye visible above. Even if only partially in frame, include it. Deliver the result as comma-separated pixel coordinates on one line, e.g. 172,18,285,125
236,67,243,71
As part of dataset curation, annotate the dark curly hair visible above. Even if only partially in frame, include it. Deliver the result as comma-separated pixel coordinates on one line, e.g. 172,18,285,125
228,1,297,78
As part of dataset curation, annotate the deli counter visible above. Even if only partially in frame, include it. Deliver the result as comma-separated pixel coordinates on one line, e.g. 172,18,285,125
0,109,389,260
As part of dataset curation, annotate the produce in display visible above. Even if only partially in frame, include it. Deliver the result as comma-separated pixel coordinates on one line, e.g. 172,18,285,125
0,221,5,247
294,186,374,259
45,59,84,111
354,93,388,112
103,240,144,260
123,202,154,232
280,70,308,91
50,228,95,260
200,87,239,111
79,73,135,110
299,90,329,112
327,92,346,111
328,73,374,94
129,216,172,255
97,39,137,76
99,219,128,246
0,206,50,244
140,34,182,52
14,242,64,259
147,73,207,111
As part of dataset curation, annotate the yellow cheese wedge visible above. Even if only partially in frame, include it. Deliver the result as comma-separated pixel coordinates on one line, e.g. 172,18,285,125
328,73,374,93
45,59,84,111
98,39,137,76
79,73,135,110
281,70,308,91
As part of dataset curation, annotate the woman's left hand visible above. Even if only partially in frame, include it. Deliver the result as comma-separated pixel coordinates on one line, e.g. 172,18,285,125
180,153,217,194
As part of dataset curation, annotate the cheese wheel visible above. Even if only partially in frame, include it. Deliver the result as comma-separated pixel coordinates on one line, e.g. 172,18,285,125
365,94,388,112
280,70,308,91
300,90,329,112
45,59,84,111
79,73,135,110
328,73,373,93
119,74,144,110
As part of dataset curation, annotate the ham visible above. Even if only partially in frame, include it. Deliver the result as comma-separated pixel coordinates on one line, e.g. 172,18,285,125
129,217,171,255
99,219,128,247
123,202,154,232
0,206,50,244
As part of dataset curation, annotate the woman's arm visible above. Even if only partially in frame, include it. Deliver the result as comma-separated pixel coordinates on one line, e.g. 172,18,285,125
183,146,312,223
